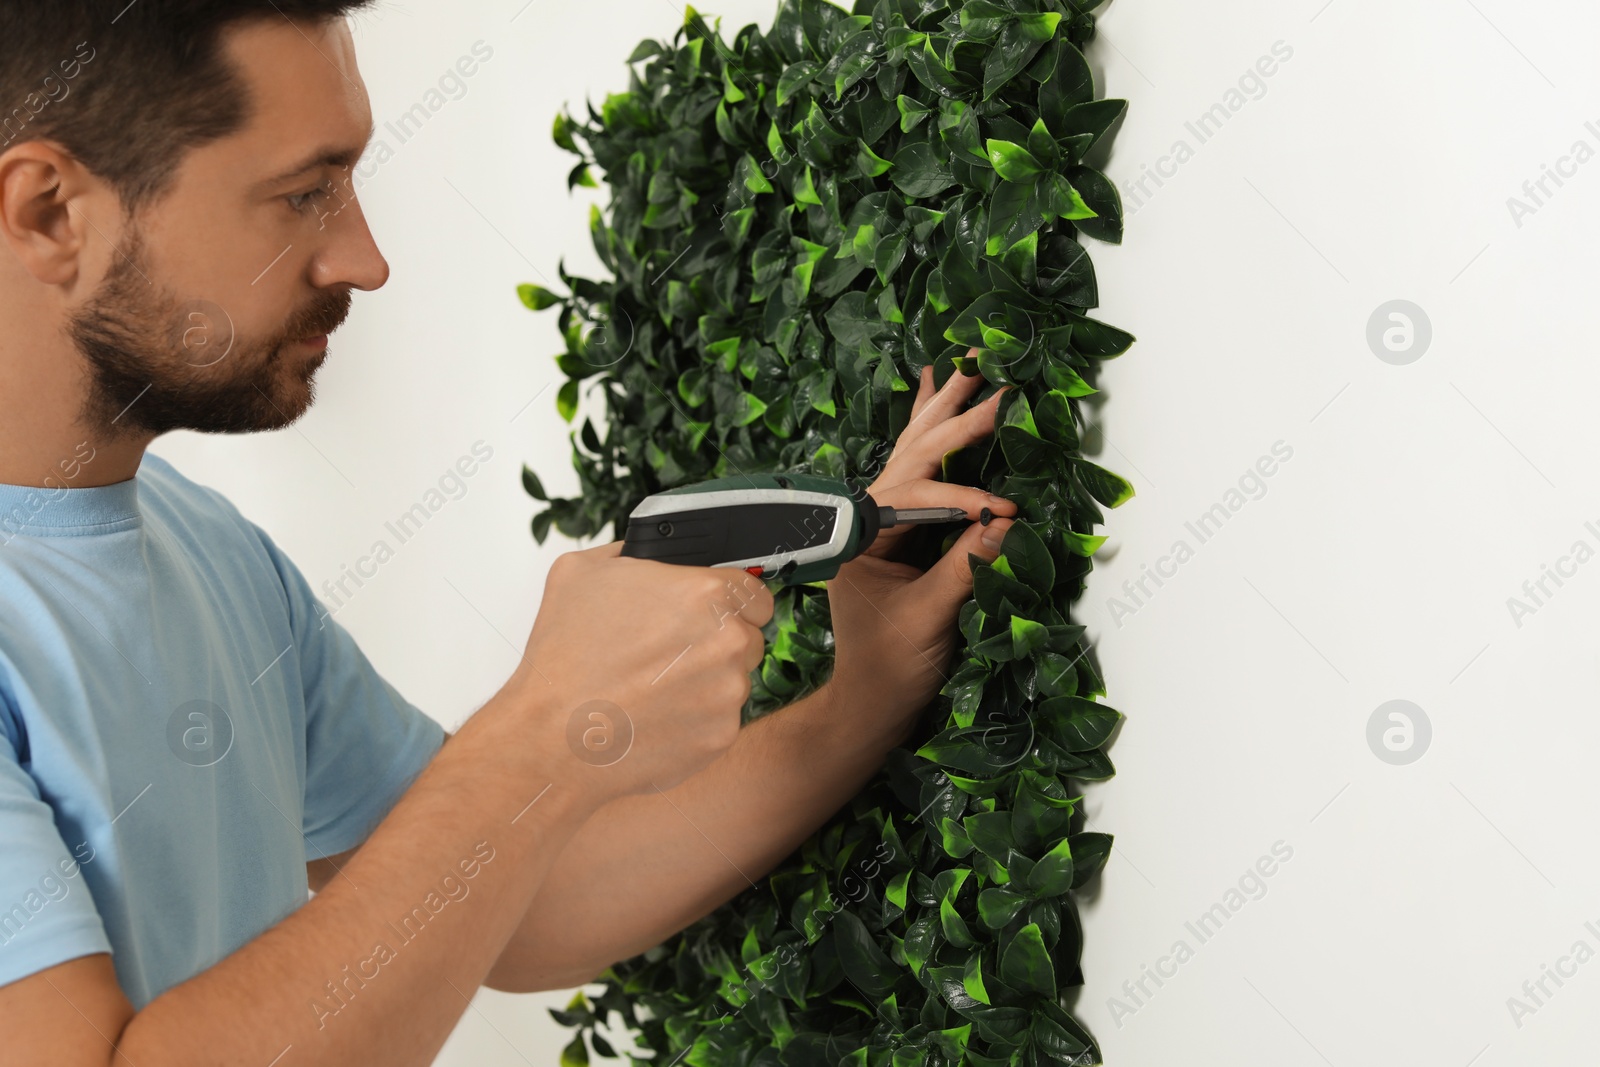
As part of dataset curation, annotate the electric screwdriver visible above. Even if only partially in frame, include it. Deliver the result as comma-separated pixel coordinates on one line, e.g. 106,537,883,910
618,472,971,585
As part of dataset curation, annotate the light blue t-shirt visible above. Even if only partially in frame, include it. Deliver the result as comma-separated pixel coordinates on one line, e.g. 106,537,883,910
0,451,445,1009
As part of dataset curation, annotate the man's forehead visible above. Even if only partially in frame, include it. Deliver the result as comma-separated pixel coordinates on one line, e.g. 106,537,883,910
219,15,373,178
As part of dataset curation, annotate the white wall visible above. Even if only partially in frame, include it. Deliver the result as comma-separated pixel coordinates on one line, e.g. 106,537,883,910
151,0,1600,1062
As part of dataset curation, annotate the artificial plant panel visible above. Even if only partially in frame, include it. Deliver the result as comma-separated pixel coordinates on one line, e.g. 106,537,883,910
519,0,1135,1063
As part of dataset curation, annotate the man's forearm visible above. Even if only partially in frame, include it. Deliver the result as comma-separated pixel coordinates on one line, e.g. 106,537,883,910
114,685,599,1067
485,681,905,992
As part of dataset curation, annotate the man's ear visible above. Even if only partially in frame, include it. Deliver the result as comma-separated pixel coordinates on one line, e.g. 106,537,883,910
0,141,103,288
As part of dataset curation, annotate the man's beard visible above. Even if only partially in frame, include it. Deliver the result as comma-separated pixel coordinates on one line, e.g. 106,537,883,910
67,226,352,436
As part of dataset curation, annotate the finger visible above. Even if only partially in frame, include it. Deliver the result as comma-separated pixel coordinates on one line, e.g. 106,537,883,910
742,624,767,673
727,571,776,628
915,385,1011,463
909,364,936,421
900,351,987,446
903,516,1014,617
887,387,1010,481
747,580,776,628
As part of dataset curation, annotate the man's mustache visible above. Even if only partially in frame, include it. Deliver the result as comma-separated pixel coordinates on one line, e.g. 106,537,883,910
282,289,352,341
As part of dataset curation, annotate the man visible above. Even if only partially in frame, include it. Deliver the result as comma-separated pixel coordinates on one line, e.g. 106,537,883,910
0,4,1018,1064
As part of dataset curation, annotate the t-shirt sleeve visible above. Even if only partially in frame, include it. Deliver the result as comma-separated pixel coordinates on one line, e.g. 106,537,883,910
249,527,446,861
0,726,113,991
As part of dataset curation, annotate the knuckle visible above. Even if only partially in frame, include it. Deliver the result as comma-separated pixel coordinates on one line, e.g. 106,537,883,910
701,570,731,597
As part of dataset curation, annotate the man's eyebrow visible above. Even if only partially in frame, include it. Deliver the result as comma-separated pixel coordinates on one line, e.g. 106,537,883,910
255,118,376,190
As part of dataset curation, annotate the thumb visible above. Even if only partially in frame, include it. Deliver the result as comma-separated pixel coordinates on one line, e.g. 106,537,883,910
907,517,1013,614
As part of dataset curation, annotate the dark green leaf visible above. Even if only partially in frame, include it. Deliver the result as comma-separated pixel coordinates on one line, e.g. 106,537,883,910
1000,923,1056,998
832,909,896,997
890,141,957,198
1075,458,1135,507
1026,836,1074,897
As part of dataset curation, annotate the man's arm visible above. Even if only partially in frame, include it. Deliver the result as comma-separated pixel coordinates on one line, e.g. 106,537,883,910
7,685,599,1067
483,680,902,992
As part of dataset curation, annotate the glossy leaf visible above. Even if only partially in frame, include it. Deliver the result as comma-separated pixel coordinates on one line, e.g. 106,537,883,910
1027,836,1075,897
1000,923,1056,998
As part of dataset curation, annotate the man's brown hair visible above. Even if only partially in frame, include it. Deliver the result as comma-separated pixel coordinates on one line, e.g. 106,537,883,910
0,1,376,212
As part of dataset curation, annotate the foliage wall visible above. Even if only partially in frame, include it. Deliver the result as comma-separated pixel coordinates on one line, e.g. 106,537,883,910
518,0,1135,1063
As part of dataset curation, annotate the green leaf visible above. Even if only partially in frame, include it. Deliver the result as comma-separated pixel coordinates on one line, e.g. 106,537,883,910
1026,836,1074,897
1056,98,1128,154
938,815,975,858
1033,651,1079,697
552,112,577,153
731,391,767,427
736,153,775,194
1010,616,1050,659
977,887,1029,930
1034,389,1079,449
1000,923,1056,998
530,509,554,545
998,425,1056,473
856,139,894,178
1070,832,1113,890
1071,315,1137,358
985,180,1044,255
1039,41,1095,132
940,895,977,948
1043,360,1097,398
886,870,910,911
776,60,820,106
556,379,579,423
520,465,548,501
566,161,595,190
1060,529,1107,556
983,20,1051,101
1044,174,1097,220
1039,695,1121,751
560,1034,588,1067
904,914,940,977
1000,521,1054,591
1033,1009,1095,1061
962,953,991,1005
890,141,957,198
517,283,560,311
1016,12,1062,41
897,94,934,131
834,51,875,100
624,39,662,63
833,909,896,997
1075,459,1135,508
985,139,1045,182
1069,165,1124,243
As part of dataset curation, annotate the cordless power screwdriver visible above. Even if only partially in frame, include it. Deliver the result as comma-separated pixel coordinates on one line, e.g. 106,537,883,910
618,472,973,585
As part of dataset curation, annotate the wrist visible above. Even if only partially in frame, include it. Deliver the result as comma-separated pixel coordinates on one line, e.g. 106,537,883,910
807,676,916,754
467,675,614,822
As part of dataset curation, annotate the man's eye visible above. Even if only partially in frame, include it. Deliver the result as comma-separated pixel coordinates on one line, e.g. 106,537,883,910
286,181,334,214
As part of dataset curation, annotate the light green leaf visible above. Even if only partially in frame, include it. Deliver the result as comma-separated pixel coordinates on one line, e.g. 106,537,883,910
986,138,1045,182
517,283,560,311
